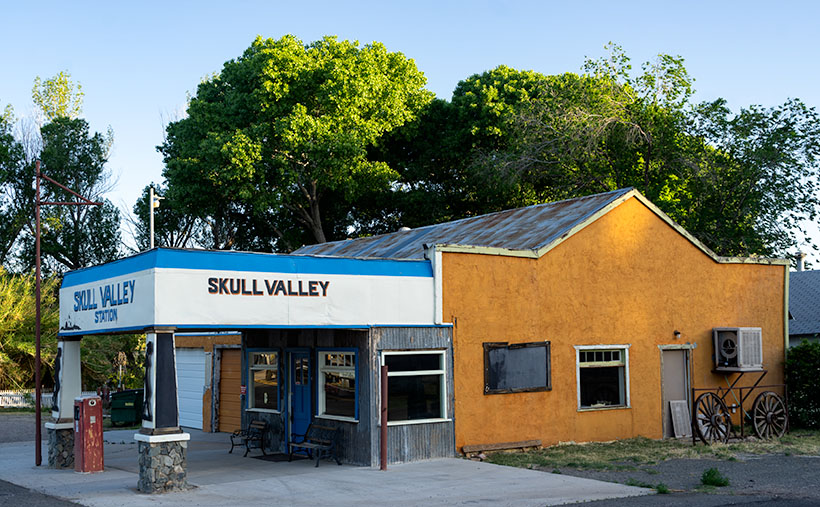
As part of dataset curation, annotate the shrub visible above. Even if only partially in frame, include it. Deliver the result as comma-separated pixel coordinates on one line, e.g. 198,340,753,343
785,340,820,429
701,467,729,487
655,483,670,494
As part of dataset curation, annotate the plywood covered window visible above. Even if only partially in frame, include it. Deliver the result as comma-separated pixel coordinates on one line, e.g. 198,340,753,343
317,350,357,421
483,341,551,394
383,350,446,424
575,345,631,410
249,351,279,411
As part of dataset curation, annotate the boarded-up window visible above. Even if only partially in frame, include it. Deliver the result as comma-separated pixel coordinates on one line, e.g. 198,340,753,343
484,342,551,394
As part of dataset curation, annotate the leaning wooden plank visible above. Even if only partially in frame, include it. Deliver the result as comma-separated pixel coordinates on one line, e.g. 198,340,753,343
670,400,692,438
462,440,542,454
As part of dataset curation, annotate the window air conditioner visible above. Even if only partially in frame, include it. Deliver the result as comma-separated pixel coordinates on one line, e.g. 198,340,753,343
712,327,763,371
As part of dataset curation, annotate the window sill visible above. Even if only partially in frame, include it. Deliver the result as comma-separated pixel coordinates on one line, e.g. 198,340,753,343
246,408,281,414
316,414,358,424
386,418,451,426
577,405,630,412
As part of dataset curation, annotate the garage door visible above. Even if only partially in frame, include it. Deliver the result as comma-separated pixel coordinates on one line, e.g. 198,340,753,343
176,348,205,430
218,349,242,433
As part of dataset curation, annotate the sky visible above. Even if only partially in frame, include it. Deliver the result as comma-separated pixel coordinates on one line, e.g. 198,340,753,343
3,1,819,262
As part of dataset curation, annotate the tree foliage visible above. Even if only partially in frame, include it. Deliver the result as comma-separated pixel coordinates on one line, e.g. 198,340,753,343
1,72,120,273
0,104,29,266
0,269,59,390
32,71,84,123
29,117,120,272
131,183,204,250
160,35,433,250
384,44,820,258
785,340,820,428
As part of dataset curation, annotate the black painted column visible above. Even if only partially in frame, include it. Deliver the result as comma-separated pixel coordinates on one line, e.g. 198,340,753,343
139,328,180,434
135,328,189,493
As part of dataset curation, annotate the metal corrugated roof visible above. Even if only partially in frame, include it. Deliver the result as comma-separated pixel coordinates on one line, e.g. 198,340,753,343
294,188,635,259
789,270,820,336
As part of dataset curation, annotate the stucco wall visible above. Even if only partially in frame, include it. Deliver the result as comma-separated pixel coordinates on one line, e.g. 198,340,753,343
443,197,786,450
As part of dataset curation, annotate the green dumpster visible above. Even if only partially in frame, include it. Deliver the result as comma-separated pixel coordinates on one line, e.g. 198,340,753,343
110,389,143,426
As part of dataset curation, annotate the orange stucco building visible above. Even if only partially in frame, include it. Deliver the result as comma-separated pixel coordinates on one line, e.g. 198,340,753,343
441,195,787,449
295,188,790,451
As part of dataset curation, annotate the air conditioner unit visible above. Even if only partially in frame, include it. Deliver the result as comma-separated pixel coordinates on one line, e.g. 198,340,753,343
712,327,763,371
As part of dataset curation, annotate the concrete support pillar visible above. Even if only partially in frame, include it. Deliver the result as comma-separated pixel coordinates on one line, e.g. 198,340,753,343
136,328,189,493
46,337,82,469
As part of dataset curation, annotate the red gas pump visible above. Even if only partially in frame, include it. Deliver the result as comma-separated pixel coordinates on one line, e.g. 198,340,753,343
74,396,104,473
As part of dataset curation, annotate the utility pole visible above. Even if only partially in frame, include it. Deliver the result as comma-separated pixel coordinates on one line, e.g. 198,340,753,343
148,186,163,249
34,160,101,466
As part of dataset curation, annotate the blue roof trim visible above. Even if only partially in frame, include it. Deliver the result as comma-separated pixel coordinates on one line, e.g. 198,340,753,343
58,323,452,337
62,248,433,288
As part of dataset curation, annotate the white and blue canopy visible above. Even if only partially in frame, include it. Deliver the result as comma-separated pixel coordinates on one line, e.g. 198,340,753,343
59,248,436,336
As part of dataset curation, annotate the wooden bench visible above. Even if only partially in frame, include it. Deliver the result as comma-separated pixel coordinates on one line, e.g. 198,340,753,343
461,439,541,458
288,423,342,467
229,419,268,457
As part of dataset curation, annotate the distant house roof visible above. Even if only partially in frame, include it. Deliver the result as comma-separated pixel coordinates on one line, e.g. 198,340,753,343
789,270,820,336
296,188,636,259
294,188,787,268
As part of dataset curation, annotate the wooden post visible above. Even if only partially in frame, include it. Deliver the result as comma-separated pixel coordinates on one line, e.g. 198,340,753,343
380,364,388,471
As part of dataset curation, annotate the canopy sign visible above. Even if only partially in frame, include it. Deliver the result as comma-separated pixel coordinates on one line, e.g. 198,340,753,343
59,249,435,335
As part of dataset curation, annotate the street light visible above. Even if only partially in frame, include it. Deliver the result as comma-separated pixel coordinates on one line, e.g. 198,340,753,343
148,186,164,249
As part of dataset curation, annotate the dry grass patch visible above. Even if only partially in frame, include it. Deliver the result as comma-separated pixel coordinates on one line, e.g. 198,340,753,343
485,430,820,471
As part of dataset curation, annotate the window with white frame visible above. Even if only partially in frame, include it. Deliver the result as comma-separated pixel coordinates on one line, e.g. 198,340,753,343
576,346,629,409
318,351,357,420
383,350,446,423
249,351,279,411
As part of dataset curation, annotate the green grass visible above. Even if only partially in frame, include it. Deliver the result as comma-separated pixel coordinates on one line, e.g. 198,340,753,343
484,431,820,472
0,406,36,413
655,483,670,494
701,467,729,487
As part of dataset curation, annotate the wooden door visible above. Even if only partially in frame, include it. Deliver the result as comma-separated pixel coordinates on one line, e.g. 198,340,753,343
661,349,690,438
290,352,311,440
218,348,242,433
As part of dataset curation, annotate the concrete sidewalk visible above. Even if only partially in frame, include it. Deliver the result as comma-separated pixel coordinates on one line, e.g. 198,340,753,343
0,429,652,506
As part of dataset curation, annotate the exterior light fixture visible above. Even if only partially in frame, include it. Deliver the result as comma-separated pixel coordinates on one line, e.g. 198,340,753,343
673,330,681,339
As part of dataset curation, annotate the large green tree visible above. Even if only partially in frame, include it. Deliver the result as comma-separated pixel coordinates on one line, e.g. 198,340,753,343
3,73,121,273
385,45,820,259
33,117,120,271
0,104,29,267
160,35,433,250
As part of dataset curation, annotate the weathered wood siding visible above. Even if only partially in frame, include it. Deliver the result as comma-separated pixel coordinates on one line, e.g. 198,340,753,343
369,327,455,465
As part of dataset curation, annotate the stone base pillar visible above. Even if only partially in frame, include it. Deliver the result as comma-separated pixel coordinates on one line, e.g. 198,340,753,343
135,433,190,493
45,422,74,469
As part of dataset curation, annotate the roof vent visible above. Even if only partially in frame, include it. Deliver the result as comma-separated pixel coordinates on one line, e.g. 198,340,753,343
398,227,411,232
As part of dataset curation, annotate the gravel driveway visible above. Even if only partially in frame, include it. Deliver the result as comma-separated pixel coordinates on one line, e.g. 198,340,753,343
552,453,820,505
0,413,46,444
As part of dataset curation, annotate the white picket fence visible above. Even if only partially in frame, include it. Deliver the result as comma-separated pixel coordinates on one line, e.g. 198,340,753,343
0,389,97,408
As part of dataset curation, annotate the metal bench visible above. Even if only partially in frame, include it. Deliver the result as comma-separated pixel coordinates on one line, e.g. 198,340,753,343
229,419,268,457
288,423,341,467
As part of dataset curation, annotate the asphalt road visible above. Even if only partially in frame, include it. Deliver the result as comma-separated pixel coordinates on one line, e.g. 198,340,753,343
0,479,78,507
0,413,74,506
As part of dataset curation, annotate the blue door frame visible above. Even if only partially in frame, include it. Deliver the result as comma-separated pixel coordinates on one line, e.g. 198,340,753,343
288,349,311,442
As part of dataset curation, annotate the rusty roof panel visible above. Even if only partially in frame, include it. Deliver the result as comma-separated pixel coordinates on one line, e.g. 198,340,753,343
294,188,634,259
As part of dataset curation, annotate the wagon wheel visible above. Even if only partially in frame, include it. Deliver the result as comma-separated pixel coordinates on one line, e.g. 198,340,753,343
752,391,787,439
694,392,731,444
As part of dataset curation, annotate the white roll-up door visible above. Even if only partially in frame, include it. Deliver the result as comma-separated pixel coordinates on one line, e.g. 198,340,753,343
176,348,206,429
